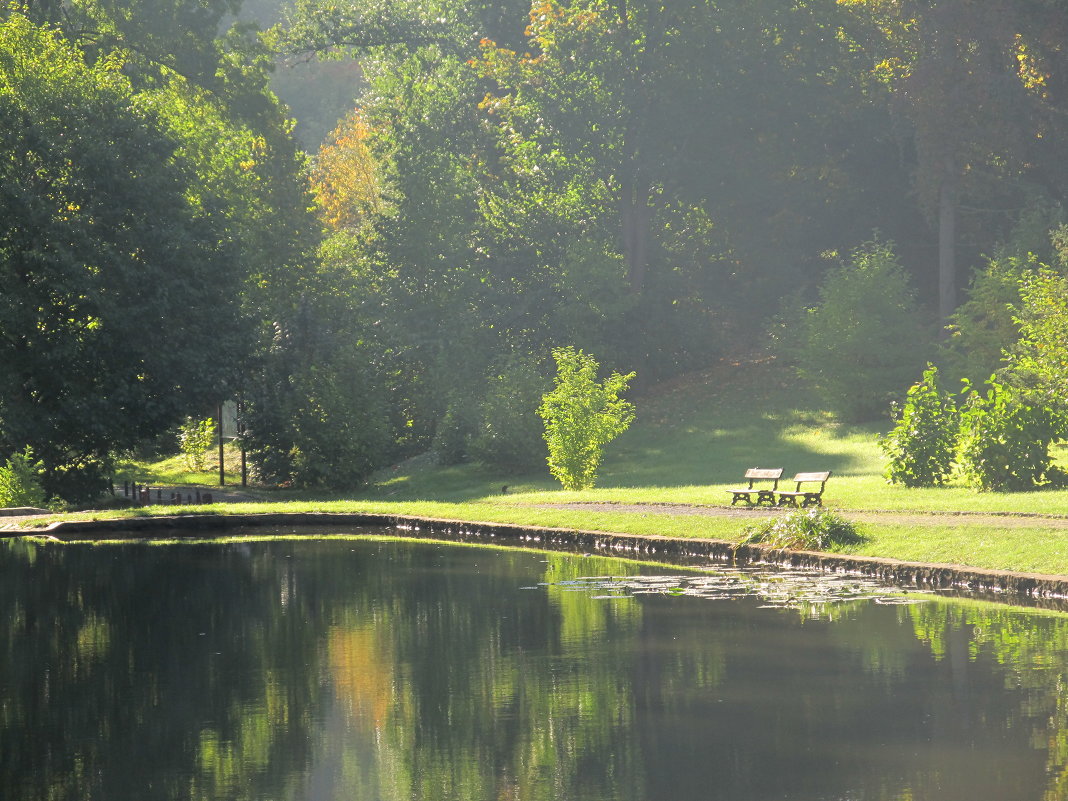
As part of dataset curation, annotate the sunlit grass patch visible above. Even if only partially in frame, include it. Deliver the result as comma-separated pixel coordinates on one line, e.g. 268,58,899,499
115,444,244,486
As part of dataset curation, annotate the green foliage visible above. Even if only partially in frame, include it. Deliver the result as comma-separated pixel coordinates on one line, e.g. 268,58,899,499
0,12,265,501
796,239,932,422
956,378,1065,492
880,364,958,487
242,299,394,490
537,347,635,491
941,251,1033,387
432,397,479,467
739,508,862,552
0,447,47,508
245,359,392,490
469,354,550,471
1007,268,1068,405
178,417,218,473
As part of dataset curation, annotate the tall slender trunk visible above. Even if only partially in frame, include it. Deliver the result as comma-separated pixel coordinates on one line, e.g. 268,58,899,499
620,173,651,294
938,155,958,333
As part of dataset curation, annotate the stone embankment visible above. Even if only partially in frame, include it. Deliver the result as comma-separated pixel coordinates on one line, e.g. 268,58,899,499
6,507,1068,607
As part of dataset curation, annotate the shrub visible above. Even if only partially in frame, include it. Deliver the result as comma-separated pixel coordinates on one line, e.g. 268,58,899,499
880,364,958,487
243,344,392,490
178,416,217,472
1007,268,1068,405
796,239,931,422
432,397,478,466
956,378,1064,491
739,508,862,551
940,251,1031,387
537,347,635,490
469,355,550,470
0,447,47,508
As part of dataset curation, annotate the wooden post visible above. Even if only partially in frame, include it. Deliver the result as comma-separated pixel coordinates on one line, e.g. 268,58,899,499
218,402,225,487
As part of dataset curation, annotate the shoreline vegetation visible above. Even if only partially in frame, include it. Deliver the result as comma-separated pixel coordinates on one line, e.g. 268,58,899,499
9,359,1068,581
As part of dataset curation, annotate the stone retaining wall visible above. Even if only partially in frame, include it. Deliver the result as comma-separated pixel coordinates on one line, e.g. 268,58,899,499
15,511,1068,605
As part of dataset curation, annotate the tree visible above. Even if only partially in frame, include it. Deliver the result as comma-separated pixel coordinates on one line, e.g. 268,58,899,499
0,13,253,499
839,0,1068,327
537,346,635,490
474,0,889,368
178,417,218,473
796,239,931,422
240,287,394,489
309,110,389,229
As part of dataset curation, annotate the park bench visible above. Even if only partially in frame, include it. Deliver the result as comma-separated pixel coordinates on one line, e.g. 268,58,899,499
726,467,784,506
776,471,832,507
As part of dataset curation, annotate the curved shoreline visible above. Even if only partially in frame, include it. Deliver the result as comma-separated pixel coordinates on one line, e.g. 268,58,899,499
14,510,1068,606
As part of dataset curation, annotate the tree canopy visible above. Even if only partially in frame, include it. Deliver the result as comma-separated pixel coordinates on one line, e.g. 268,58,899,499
0,5,313,499
8,0,1068,494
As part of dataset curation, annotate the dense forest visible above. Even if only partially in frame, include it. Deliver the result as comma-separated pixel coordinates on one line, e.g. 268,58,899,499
4,0,1068,500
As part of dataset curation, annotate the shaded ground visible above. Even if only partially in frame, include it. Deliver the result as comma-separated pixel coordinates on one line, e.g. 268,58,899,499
0,485,262,531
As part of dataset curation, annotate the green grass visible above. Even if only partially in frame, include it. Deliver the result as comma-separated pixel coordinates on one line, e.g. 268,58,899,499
23,357,1068,577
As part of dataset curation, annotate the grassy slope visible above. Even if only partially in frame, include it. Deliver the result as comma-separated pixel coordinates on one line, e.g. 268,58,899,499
115,445,246,487
33,357,1068,575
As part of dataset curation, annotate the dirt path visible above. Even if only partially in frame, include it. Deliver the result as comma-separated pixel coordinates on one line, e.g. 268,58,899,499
533,501,1068,529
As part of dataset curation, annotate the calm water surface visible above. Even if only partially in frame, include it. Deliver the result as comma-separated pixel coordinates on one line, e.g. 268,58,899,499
3,534,1068,801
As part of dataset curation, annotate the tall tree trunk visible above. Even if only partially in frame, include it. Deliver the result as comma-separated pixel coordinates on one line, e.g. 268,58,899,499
620,172,651,294
938,155,958,332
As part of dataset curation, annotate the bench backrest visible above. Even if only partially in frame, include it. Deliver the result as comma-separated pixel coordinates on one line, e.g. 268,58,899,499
789,471,831,489
744,468,784,481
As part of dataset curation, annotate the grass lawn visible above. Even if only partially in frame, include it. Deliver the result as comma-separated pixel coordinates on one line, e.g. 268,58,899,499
22,357,1068,577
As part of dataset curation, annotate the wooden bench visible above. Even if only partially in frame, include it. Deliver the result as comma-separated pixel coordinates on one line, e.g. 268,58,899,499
726,468,784,506
776,471,832,507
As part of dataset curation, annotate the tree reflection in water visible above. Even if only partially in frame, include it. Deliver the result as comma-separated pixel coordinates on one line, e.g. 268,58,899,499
1,535,1067,801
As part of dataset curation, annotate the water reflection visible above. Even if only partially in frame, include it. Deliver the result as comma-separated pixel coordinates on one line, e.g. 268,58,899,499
2,535,1068,800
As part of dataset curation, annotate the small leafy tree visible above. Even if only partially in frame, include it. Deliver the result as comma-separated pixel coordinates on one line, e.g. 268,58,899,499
0,447,47,508
538,347,635,490
178,417,217,472
880,364,958,487
956,378,1064,491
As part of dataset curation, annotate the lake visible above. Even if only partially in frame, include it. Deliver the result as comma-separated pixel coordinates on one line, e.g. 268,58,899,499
2,533,1068,800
